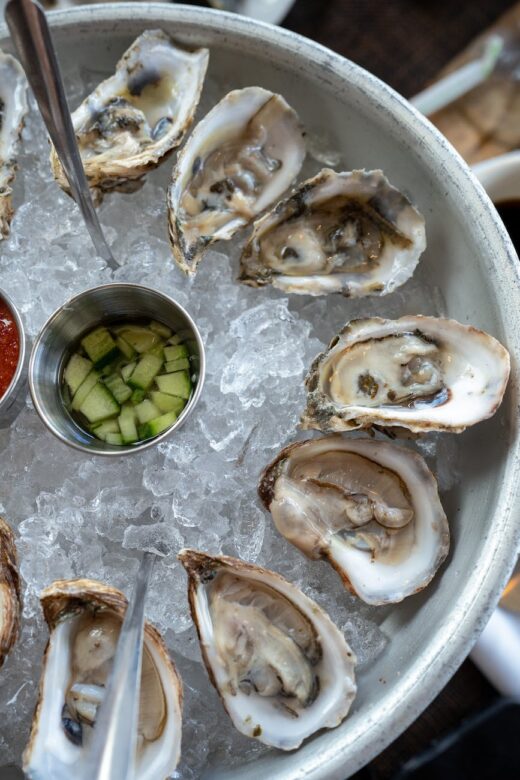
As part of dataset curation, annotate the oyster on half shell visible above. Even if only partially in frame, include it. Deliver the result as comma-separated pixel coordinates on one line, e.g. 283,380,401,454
239,169,426,296
178,549,356,750
24,579,183,780
51,30,209,201
0,50,28,240
0,517,21,667
259,436,449,605
168,87,305,275
302,316,510,434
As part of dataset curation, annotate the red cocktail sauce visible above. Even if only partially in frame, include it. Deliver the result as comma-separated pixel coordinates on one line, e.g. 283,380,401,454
0,298,20,399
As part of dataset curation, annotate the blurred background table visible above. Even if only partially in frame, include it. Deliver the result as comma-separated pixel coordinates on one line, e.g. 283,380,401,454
282,0,515,98
189,0,516,96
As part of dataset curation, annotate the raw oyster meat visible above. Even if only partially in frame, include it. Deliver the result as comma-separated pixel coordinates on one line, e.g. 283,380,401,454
168,87,305,274
239,168,426,296
24,579,183,779
51,30,209,200
259,436,449,605
0,50,28,240
178,549,356,750
0,517,21,667
302,315,510,433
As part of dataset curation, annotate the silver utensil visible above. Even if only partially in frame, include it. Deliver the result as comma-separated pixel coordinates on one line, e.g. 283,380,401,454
4,0,118,269
28,282,206,456
19,550,156,780
81,550,157,780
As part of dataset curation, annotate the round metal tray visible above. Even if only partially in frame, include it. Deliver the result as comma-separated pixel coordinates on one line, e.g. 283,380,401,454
1,4,519,779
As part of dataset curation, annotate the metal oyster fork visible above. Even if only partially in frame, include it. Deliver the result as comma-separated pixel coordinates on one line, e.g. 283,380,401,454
5,0,118,269
27,550,157,780
81,551,157,780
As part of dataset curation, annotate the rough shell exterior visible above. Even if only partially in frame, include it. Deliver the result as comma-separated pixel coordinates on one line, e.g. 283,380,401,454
168,87,305,275
239,168,426,297
179,548,357,750
258,436,450,605
24,578,183,777
0,50,28,240
0,517,21,667
301,315,510,434
50,30,208,201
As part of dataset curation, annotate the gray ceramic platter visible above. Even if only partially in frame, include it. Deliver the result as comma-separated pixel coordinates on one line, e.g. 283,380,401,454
0,4,519,779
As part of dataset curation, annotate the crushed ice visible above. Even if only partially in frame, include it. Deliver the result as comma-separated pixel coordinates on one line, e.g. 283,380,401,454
0,63,461,776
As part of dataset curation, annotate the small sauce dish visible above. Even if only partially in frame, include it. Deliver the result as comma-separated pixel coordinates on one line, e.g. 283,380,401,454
29,283,205,455
0,288,26,429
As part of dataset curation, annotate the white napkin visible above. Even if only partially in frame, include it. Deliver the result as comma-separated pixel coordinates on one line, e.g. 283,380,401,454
471,607,520,696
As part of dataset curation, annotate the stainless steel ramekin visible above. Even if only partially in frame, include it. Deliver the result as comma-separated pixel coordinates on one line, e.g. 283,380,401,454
0,287,26,429
29,283,205,455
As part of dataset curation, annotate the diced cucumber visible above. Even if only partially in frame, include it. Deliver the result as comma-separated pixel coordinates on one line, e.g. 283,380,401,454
81,326,119,368
118,404,138,444
164,344,189,361
64,354,93,395
116,336,136,360
71,370,101,411
106,432,124,446
131,388,146,405
79,384,120,424
65,320,194,444
135,399,160,424
128,354,163,391
140,411,178,439
104,374,132,404
150,392,186,415
146,344,165,360
92,419,120,436
155,371,191,400
165,358,190,373
117,326,159,354
121,362,136,382
100,359,122,378
149,320,172,339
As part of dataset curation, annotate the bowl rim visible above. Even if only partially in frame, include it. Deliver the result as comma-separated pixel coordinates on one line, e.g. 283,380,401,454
28,281,206,456
2,4,520,778
0,286,26,414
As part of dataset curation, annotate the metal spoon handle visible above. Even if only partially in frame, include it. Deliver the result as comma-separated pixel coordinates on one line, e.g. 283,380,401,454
5,0,118,269
83,551,156,780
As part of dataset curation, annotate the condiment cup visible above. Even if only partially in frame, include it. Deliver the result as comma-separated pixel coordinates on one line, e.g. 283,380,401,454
473,150,520,203
29,283,205,455
0,287,26,429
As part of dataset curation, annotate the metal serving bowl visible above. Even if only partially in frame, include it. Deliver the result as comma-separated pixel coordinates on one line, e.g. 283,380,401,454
2,4,520,779
29,283,205,455
0,287,26,429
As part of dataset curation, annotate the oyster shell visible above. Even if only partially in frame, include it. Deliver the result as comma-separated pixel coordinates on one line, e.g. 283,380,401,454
239,169,426,296
0,517,21,667
0,50,28,240
51,30,209,201
24,579,182,779
178,549,356,750
168,87,305,275
302,315,510,433
259,436,449,605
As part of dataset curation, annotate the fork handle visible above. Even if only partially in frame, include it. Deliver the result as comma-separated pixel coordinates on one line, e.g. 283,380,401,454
83,551,156,780
4,0,118,268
